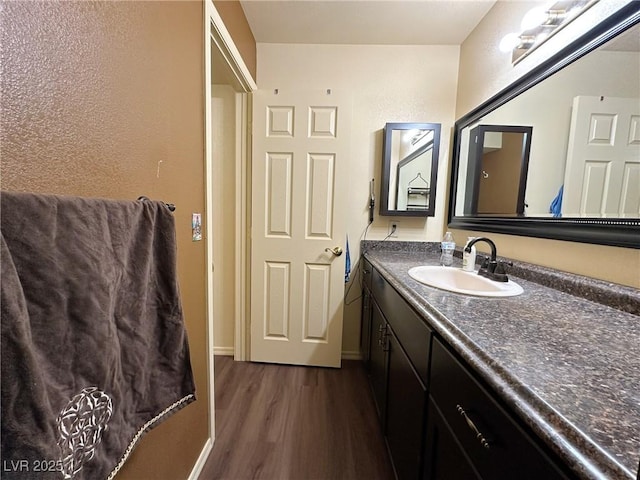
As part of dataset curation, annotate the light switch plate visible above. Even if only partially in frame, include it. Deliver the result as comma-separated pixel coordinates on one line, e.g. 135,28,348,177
192,213,202,241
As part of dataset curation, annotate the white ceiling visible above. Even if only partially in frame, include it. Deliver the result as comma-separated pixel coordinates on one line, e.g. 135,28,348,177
239,0,498,46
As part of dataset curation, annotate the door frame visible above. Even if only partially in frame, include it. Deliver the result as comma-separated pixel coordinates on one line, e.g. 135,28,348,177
200,0,256,474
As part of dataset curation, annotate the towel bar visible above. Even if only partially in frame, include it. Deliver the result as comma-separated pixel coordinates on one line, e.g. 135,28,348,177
137,196,175,212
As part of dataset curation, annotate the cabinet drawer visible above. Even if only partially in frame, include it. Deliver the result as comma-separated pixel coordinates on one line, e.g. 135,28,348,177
423,398,481,480
429,338,569,480
372,268,431,385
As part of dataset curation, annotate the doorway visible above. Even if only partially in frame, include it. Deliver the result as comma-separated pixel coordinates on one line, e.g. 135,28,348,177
464,125,533,216
203,0,256,462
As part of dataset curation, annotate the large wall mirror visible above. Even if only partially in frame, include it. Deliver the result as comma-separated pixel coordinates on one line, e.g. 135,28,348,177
448,4,640,248
380,122,441,216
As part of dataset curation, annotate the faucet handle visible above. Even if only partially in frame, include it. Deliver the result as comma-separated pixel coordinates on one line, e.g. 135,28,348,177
476,256,493,279
496,261,513,272
493,261,513,282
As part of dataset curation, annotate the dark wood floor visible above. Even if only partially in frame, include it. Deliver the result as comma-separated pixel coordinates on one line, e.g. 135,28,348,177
199,356,396,480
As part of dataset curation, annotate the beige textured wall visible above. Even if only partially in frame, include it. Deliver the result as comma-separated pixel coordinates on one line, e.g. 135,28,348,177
453,0,640,288
1,2,208,478
256,43,460,355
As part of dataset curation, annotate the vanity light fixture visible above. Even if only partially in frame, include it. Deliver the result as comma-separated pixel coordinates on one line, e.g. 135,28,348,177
500,0,599,63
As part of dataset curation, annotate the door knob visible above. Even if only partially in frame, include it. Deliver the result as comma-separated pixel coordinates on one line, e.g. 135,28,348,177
325,246,343,257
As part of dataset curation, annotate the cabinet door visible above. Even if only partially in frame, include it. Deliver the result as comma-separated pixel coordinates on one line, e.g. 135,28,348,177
369,301,388,426
386,331,427,480
423,398,481,480
360,287,372,368
371,268,431,385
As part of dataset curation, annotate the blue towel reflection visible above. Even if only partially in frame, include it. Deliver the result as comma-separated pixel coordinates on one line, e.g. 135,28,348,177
549,185,563,217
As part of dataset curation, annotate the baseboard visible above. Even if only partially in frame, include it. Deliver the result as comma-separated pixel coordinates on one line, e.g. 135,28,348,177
188,437,213,480
213,346,234,356
214,347,360,360
341,350,362,361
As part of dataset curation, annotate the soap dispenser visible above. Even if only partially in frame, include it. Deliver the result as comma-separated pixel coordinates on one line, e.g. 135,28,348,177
462,237,477,272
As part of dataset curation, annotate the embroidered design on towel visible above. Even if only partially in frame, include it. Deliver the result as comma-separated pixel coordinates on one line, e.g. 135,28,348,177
56,387,113,479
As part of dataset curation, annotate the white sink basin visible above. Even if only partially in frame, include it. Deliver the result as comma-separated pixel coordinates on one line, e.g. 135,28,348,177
408,266,523,297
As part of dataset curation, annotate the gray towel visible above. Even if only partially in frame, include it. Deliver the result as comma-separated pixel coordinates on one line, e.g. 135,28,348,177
1,191,195,480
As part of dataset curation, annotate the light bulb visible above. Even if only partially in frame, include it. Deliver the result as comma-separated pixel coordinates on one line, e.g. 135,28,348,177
521,6,548,31
499,33,521,53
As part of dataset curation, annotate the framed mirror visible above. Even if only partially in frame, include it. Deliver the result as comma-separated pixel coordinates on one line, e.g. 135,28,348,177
448,4,640,248
380,122,441,216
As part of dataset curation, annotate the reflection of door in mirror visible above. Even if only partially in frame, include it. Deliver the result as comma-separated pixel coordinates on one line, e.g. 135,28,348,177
478,132,525,214
464,125,533,215
563,95,640,217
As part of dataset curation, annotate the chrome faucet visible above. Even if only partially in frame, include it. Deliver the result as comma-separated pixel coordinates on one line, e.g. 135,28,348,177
464,237,510,282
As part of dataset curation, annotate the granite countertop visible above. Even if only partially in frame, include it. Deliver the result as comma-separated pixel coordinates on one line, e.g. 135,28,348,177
362,241,640,480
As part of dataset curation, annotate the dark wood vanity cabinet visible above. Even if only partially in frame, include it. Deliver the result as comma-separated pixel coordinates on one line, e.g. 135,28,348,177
362,258,389,425
360,258,373,368
362,259,574,480
364,266,431,480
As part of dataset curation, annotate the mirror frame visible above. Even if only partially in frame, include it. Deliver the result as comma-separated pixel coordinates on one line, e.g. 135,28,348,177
380,122,441,217
448,4,640,249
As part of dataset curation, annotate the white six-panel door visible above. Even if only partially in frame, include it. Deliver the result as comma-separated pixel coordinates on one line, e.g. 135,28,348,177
250,90,351,367
563,96,640,217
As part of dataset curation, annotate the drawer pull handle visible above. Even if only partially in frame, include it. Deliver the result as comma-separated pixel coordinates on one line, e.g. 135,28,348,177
456,404,490,450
